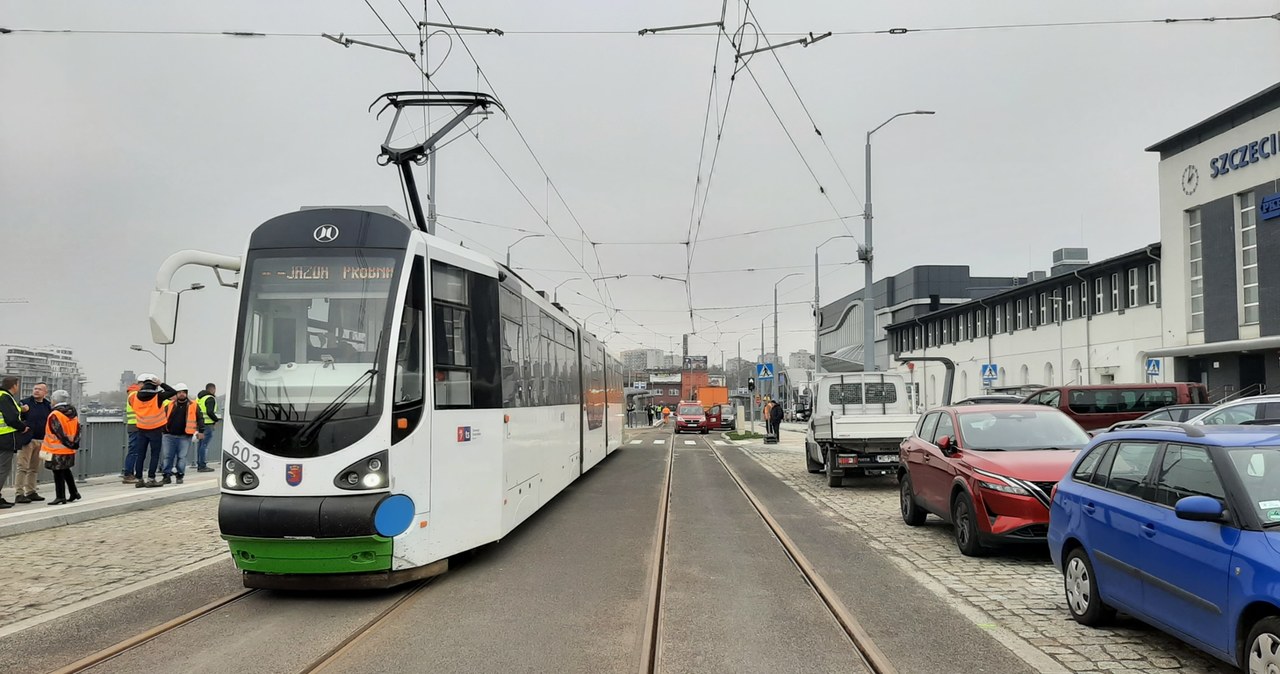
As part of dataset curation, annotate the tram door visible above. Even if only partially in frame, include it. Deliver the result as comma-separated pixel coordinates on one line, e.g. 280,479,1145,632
388,252,433,567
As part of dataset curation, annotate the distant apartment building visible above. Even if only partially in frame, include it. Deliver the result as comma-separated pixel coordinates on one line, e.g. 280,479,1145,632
2,345,87,401
119,370,137,391
621,348,664,373
788,350,814,370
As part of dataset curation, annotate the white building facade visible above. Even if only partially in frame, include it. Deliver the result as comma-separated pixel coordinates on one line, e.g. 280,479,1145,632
887,247,1165,408
2,345,87,401
1146,81,1280,396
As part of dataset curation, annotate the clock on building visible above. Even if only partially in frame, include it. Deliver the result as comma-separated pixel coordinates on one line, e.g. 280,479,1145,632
1182,164,1199,196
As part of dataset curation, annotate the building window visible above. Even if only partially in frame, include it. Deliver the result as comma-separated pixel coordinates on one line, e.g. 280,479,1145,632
1039,293,1048,326
1127,268,1138,308
1241,192,1259,324
995,306,1003,333
1051,292,1061,323
966,312,974,340
942,320,948,343
1110,273,1120,311
1066,286,1075,320
1188,209,1203,331
1147,263,1158,304
1016,299,1024,330
1080,281,1088,317
1093,278,1104,315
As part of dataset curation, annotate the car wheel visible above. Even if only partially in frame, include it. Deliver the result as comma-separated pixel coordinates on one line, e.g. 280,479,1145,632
951,492,985,557
900,473,927,526
826,448,842,488
805,443,824,474
700,429,708,434
1064,548,1114,626
1245,616,1280,673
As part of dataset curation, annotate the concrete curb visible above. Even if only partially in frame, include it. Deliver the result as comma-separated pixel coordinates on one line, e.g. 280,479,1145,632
0,483,219,538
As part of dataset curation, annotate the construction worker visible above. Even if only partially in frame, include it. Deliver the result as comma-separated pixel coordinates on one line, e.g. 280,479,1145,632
42,389,81,505
194,383,219,473
130,374,175,488
161,384,204,485
0,376,29,508
122,377,141,483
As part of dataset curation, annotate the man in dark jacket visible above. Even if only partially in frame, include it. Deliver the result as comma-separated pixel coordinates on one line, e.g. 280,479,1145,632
0,376,29,508
768,398,784,437
160,384,204,485
15,382,51,503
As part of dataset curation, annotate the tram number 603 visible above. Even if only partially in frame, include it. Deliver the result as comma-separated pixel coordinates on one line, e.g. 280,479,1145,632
227,441,261,470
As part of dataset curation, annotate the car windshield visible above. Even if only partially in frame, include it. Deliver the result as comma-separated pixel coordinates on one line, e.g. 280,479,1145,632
1227,447,1280,526
956,409,1090,451
678,405,704,416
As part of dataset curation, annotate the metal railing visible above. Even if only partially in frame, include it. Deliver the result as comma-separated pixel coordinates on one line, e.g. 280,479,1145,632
1214,383,1267,404
1,418,128,489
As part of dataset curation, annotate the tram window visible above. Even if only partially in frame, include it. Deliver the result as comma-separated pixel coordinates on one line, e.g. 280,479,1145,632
501,318,522,407
394,258,425,405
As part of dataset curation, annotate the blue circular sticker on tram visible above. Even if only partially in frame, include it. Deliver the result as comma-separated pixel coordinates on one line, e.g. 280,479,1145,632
374,494,415,537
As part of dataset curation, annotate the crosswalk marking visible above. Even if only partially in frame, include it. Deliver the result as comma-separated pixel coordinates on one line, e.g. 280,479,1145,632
653,439,664,445
629,440,642,445
714,440,728,446
684,440,695,446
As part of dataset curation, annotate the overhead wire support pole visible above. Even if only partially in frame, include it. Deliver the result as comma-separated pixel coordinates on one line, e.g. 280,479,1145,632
421,21,503,35
322,33,415,58
638,20,722,36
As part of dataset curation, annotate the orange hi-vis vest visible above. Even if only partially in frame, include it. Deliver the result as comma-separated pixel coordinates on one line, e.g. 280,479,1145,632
42,410,79,455
130,390,167,430
163,398,198,435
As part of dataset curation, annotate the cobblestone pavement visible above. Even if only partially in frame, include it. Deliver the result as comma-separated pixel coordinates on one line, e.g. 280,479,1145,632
1,496,223,631
741,436,1235,674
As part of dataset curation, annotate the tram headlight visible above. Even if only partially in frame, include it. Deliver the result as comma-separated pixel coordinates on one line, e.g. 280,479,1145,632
221,452,260,492
334,450,389,491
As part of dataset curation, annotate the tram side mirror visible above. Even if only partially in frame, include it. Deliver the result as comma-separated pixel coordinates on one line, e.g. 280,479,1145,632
149,290,178,345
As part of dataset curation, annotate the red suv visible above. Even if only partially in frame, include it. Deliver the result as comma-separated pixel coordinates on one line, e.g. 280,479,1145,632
898,404,1090,556
674,402,710,434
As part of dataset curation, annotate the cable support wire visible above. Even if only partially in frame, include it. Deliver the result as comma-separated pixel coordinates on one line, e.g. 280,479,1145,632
433,0,618,322
6,14,1277,39
741,5,861,208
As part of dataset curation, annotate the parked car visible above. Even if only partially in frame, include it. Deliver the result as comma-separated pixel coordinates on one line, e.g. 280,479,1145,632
808,373,920,487
1048,424,1280,672
711,403,736,430
955,395,1024,405
1187,395,1280,426
1137,404,1215,422
1022,383,1210,432
899,405,1091,555
674,402,710,434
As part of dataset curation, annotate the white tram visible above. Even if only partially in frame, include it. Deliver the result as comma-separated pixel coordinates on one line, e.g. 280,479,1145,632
151,206,629,588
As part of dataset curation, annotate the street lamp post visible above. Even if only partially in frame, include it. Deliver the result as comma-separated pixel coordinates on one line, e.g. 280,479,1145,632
815,236,854,377
863,110,935,372
130,345,165,381
506,234,544,268
551,277,584,304
774,272,803,402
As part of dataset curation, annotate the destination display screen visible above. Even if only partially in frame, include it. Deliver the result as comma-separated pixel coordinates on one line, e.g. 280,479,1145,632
250,256,399,292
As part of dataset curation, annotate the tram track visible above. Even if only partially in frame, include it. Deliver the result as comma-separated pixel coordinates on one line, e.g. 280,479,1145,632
49,578,434,674
638,429,897,674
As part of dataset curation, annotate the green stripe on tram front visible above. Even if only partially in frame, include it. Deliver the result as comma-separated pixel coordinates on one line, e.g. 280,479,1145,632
223,535,393,574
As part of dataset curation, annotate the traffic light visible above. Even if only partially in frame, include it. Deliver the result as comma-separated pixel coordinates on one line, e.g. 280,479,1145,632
747,377,755,391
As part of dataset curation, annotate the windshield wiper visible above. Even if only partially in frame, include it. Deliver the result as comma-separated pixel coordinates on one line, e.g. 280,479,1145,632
296,369,378,447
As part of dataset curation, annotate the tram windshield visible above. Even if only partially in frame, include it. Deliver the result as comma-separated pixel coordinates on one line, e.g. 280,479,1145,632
230,251,401,429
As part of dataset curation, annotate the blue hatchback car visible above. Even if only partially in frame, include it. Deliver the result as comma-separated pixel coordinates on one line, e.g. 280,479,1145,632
1048,424,1280,672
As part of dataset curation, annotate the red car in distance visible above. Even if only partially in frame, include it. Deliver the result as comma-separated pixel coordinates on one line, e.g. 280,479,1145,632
674,401,711,434
897,404,1091,556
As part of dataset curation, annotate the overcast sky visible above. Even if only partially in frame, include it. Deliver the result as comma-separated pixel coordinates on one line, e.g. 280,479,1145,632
3,1,1278,391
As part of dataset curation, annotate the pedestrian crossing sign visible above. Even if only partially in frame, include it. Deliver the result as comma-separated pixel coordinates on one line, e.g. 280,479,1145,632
980,364,998,380
1146,358,1161,377
756,363,774,380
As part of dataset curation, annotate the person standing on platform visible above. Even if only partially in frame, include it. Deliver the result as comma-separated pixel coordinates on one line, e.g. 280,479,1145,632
0,376,29,509
15,382,51,503
131,374,175,488
42,390,81,505
122,378,141,483
768,398,784,438
194,383,219,473
160,384,204,485
645,406,654,426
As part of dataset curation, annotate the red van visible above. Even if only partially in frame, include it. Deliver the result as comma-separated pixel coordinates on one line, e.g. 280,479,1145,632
1020,383,1209,432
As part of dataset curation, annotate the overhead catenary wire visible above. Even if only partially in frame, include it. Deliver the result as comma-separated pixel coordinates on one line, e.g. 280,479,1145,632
7,14,1276,39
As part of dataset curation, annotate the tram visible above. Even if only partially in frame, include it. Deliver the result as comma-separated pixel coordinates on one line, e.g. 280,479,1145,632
152,206,629,588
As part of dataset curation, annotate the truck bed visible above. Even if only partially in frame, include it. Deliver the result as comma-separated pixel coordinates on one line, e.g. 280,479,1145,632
812,413,919,446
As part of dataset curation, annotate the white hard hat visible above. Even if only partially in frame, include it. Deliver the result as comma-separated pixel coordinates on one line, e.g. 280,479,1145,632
138,373,157,382
173,383,189,392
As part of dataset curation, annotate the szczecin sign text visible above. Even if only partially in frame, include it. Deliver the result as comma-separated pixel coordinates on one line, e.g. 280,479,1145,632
1209,131,1280,178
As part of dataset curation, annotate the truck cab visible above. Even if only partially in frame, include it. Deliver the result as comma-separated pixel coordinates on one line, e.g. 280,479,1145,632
806,373,921,487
